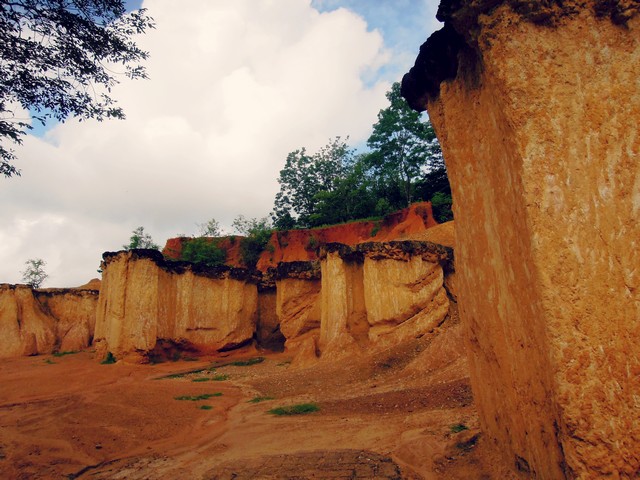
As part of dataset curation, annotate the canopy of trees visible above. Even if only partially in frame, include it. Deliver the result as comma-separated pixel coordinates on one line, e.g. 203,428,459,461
0,0,154,177
271,82,451,229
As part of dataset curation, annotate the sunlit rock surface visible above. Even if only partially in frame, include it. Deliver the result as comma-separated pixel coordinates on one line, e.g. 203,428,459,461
0,284,99,358
94,250,258,362
403,1,640,477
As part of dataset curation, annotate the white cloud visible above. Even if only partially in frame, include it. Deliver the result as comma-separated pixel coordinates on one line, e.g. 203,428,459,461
0,0,414,287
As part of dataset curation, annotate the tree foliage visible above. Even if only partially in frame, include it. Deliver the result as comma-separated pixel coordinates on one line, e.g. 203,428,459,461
366,82,444,207
270,83,451,229
180,237,226,266
197,218,223,237
21,258,48,288
272,137,353,229
0,0,154,177
232,215,273,269
124,226,158,250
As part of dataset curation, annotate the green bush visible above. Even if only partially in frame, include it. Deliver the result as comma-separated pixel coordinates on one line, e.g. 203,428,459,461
174,393,222,401
268,403,319,416
230,357,265,367
248,396,275,403
431,192,454,223
101,352,116,365
180,237,227,266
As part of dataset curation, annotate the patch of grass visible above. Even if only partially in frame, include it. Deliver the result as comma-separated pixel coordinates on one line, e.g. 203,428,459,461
211,374,229,381
174,393,222,401
230,357,265,367
276,360,291,367
450,423,469,433
199,405,213,410
192,377,211,382
43,358,56,365
100,352,116,365
248,396,275,403
268,403,319,416
52,350,79,358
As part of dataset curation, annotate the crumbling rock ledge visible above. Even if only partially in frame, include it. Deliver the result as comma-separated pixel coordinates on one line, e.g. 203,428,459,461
402,1,640,478
402,0,640,108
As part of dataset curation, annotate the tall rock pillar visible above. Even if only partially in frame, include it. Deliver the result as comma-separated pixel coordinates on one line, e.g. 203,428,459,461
402,2,640,478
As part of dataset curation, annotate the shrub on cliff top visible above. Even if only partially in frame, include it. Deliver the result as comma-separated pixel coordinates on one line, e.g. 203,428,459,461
232,215,273,269
180,237,226,266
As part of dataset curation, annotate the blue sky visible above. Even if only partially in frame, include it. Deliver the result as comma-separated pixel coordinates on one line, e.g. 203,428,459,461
1,0,441,287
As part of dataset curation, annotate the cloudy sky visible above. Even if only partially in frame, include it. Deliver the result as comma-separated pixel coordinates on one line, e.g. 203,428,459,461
1,0,441,287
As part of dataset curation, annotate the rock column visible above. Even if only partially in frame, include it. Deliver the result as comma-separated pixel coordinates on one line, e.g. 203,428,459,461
402,2,640,478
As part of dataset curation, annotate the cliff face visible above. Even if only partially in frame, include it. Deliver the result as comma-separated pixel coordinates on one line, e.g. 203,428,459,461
161,202,439,271
266,242,454,364
0,284,99,358
403,2,640,478
94,250,258,362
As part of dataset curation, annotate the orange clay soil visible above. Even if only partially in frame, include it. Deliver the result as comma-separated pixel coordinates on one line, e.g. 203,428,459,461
0,313,514,480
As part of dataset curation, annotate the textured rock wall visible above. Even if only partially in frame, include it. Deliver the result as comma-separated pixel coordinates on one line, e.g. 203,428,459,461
0,284,99,358
318,242,453,357
94,250,258,361
35,289,99,353
273,262,322,362
402,2,640,478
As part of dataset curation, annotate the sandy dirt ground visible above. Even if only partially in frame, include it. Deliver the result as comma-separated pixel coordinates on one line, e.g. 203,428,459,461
0,317,513,479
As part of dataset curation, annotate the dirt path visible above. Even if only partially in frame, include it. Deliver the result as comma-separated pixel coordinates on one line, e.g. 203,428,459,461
0,330,513,479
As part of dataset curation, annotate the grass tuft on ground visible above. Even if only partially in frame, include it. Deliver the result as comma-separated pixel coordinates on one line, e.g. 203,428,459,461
268,403,319,416
174,393,222,401
248,396,275,403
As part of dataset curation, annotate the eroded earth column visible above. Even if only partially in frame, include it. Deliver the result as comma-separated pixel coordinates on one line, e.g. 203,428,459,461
402,1,640,478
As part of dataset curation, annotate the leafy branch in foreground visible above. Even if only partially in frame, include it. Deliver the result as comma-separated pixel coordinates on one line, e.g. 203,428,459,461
0,1,154,177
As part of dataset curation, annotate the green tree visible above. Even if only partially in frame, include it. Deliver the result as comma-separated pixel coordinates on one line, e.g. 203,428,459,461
124,226,159,250
310,155,377,226
272,137,352,229
366,82,445,207
180,238,226,266
0,1,154,177
232,215,273,269
21,258,48,288
197,218,223,237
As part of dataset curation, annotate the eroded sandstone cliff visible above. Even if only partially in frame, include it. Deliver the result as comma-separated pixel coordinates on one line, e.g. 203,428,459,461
402,1,639,478
0,284,99,358
94,250,259,362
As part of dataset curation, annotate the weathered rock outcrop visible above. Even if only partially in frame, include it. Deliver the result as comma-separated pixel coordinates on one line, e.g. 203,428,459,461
403,2,640,478
273,262,322,363
270,242,454,364
319,242,453,357
94,250,259,362
0,284,99,358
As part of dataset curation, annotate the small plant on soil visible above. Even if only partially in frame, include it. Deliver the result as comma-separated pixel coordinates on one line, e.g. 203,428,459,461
174,393,222,401
192,377,211,382
268,403,319,416
52,350,78,358
211,374,229,381
199,405,213,410
101,352,116,365
248,396,275,403
43,358,55,365
450,423,469,433
230,357,265,367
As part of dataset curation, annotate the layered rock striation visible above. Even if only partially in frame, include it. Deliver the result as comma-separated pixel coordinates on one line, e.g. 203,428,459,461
94,250,259,362
403,1,640,478
0,284,99,358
